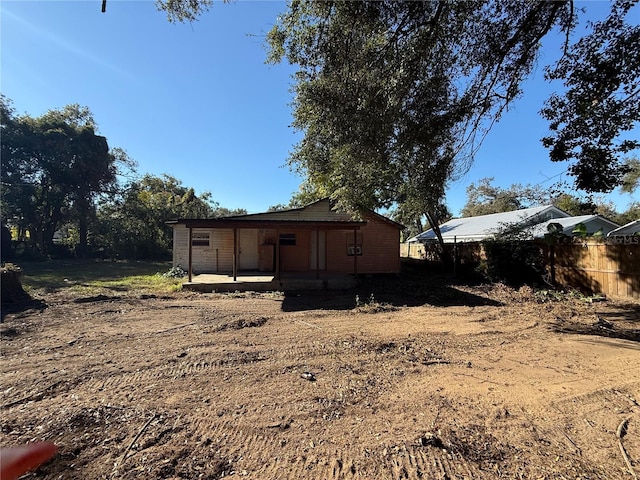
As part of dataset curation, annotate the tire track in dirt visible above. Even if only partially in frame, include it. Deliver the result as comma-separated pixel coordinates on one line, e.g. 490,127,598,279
551,381,640,414
80,352,269,394
185,413,481,479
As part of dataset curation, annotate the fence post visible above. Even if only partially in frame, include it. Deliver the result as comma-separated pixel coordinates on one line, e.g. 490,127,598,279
453,236,457,276
550,244,556,286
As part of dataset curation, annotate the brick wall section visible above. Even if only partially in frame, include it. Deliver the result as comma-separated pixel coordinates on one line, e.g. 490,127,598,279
326,212,400,274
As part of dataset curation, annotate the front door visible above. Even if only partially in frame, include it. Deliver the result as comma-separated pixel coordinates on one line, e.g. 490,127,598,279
238,229,258,270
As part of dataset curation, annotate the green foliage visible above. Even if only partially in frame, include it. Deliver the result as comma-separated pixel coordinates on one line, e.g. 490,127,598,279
541,0,640,192
612,202,640,225
162,265,188,278
621,157,640,194
479,232,546,287
2,96,244,261
1,96,121,257
534,288,606,304
266,1,573,238
93,174,219,259
542,222,566,246
571,222,588,237
156,0,214,23
459,178,623,222
461,178,549,217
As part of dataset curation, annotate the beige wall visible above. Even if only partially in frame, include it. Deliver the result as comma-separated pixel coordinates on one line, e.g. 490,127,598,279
172,225,234,273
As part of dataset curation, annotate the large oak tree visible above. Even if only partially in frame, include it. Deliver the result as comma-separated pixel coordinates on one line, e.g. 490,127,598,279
155,0,638,250
264,1,573,255
1,97,118,256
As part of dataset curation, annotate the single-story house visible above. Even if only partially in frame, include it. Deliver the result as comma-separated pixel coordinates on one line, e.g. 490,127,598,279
607,219,640,244
527,215,621,238
407,205,620,243
608,219,640,237
168,198,403,282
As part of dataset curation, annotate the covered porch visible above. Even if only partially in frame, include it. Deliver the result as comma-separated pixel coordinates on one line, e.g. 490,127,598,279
170,217,367,285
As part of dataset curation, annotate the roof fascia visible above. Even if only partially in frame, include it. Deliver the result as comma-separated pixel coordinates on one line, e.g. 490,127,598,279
171,219,367,229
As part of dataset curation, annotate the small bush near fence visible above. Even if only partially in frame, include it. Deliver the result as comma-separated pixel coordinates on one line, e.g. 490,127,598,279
480,237,546,287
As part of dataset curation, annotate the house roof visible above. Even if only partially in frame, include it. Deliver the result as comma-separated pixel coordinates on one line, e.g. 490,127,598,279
168,198,403,230
608,219,640,236
407,205,569,243
527,215,620,238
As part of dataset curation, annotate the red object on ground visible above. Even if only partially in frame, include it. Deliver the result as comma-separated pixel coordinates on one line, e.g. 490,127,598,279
0,442,58,480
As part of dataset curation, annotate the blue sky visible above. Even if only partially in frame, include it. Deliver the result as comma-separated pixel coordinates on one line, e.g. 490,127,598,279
2,0,638,217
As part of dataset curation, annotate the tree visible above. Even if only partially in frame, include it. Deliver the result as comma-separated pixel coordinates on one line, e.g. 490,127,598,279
613,202,640,225
460,177,620,220
156,0,214,23
541,0,640,193
551,192,618,219
460,178,547,217
621,157,640,193
1,99,118,256
264,1,574,259
93,174,238,259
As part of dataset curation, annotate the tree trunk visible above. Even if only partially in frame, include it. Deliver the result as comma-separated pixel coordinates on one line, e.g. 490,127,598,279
425,211,452,265
76,195,89,258
1,264,30,306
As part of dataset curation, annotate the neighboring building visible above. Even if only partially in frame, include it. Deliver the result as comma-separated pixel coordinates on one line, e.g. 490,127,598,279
168,198,403,280
607,219,640,244
407,205,620,243
527,215,621,238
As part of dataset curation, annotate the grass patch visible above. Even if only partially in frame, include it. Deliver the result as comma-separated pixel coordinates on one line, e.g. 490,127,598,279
18,260,184,294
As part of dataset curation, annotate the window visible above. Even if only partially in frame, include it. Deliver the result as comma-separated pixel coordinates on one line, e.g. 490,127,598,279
346,231,363,256
191,232,210,247
279,233,296,246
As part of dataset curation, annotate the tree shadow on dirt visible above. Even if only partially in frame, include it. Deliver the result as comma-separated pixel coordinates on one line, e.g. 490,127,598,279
552,304,640,343
281,265,503,312
1,294,47,322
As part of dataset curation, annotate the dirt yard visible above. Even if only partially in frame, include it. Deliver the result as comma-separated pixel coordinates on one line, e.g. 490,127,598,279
1,276,639,479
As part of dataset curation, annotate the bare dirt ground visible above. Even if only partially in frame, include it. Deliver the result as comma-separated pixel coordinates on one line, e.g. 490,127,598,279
2,274,639,479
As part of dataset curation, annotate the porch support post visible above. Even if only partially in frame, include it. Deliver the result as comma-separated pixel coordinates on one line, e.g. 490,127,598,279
315,228,320,279
275,228,280,280
353,228,358,276
188,226,193,283
233,228,238,281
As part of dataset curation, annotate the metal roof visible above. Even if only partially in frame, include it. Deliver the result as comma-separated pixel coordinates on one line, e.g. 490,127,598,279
607,219,640,236
526,215,620,238
407,205,568,243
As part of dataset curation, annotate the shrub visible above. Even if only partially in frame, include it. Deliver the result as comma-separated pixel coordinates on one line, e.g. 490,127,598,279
162,265,188,279
479,236,545,287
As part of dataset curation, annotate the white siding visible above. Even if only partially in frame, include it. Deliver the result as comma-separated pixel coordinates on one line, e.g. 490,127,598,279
172,225,235,273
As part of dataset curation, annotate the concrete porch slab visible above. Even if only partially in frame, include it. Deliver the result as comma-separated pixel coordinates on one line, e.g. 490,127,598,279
182,272,358,292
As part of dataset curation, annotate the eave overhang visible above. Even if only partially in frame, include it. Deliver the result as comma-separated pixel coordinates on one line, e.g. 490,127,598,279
167,219,367,230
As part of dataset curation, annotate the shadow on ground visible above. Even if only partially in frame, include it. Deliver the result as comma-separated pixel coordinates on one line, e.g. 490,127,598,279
1,296,47,322
552,303,640,343
281,264,503,312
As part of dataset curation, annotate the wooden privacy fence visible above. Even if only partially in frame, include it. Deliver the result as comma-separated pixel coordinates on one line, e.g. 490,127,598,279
545,241,639,300
401,240,640,300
